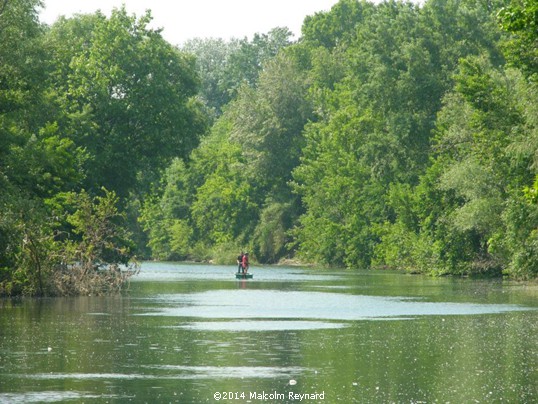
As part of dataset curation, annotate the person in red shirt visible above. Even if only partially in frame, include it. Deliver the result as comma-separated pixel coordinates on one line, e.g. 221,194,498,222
241,253,249,273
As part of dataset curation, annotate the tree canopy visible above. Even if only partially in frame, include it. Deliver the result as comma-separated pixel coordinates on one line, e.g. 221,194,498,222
0,1,205,295
2,0,538,296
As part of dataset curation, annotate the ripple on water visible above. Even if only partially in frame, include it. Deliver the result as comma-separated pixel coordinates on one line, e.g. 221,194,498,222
164,320,347,331
138,290,535,321
139,364,310,379
9,365,309,382
0,391,117,403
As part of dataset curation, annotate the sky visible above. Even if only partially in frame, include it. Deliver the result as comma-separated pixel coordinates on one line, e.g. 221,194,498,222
39,0,341,45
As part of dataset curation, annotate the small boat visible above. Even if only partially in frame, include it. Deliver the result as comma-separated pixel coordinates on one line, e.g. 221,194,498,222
235,272,253,279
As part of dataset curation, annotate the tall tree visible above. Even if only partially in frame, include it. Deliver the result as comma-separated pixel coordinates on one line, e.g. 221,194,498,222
46,7,208,198
498,0,538,80
182,37,241,117
183,28,294,118
0,0,87,295
292,0,505,268
229,51,312,193
220,27,294,101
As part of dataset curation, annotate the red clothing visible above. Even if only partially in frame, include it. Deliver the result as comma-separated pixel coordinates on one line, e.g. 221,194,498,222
242,255,249,271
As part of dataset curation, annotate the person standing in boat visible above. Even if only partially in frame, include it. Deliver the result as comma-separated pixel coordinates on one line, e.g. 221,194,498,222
237,251,244,273
242,253,249,273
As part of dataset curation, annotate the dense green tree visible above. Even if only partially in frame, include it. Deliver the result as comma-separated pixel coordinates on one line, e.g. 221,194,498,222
0,0,45,123
301,0,375,48
375,55,534,276
221,27,294,99
183,28,294,118
498,0,538,79
0,0,86,295
143,44,312,262
129,155,197,260
51,188,138,296
139,118,251,259
45,7,207,197
0,191,55,296
292,0,510,269
3,0,538,287
294,1,447,267
206,50,311,260
0,0,54,189
182,37,241,117
229,51,312,192
1,2,207,294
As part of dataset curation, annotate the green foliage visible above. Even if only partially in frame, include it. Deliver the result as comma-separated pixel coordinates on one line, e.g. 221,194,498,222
292,0,472,268
229,51,312,191
492,195,538,279
210,241,246,265
0,193,54,296
0,0,159,295
252,201,294,263
45,7,207,197
3,0,538,285
139,196,171,260
220,27,294,100
375,50,535,277
523,175,538,204
0,0,45,116
0,0,86,296
62,190,132,268
143,46,312,262
51,188,139,296
292,112,383,267
183,28,293,118
4,124,87,197
188,119,258,248
0,188,137,297
182,37,242,117
139,121,254,260
191,171,257,245
138,159,195,260
498,0,538,79
302,0,374,48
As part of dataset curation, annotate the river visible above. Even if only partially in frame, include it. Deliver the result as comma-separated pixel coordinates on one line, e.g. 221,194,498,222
0,262,537,403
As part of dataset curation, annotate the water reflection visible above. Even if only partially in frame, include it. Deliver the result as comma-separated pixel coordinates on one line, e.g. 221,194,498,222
1,263,537,403
0,391,114,404
141,290,534,321
167,320,347,331
134,262,345,282
17,365,309,380
140,365,310,379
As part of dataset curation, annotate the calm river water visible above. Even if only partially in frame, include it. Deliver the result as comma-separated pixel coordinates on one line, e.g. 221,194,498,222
0,263,537,403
